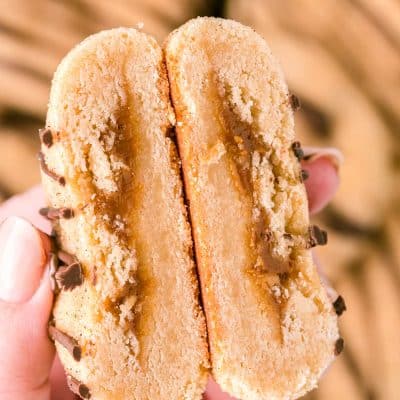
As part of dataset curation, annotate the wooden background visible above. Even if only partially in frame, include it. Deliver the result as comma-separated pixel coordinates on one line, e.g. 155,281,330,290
1,1,399,399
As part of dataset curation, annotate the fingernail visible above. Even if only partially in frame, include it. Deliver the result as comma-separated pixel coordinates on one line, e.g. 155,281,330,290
302,147,344,171
0,217,47,303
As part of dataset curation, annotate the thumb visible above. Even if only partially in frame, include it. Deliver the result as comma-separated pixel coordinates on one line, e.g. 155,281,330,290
0,216,54,400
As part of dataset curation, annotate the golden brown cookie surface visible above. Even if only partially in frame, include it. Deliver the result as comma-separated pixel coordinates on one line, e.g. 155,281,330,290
40,27,209,399
165,17,339,400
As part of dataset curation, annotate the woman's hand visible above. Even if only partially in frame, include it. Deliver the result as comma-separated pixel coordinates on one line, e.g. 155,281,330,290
0,148,341,400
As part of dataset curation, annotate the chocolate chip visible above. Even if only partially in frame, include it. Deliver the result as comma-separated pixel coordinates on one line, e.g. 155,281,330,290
301,169,309,181
38,151,66,186
48,325,82,361
334,338,344,355
291,141,304,161
55,262,83,291
289,94,301,111
67,375,91,399
333,295,347,316
307,225,328,247
38,128,53,148
39,207,74,220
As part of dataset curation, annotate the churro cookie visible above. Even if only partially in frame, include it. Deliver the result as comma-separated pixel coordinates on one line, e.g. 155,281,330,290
165,17,340,400
39,28,209,399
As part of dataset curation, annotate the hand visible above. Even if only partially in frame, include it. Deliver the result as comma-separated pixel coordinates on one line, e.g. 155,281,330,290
0,148,341,400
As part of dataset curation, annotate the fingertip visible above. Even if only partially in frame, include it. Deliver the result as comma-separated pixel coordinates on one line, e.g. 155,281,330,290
303,156,340,215
0,217,50,303
50,356,74,400
204,378,236,400
38,230,52,259
28,265,54,324
0,266,55,399
0,185,51,234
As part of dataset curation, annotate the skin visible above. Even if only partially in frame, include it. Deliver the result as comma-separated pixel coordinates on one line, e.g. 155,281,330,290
0,153,339,400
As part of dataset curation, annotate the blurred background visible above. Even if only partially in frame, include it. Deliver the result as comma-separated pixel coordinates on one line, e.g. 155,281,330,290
0,1,399,399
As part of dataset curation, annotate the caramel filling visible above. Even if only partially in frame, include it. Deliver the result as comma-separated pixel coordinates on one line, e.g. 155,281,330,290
207,77,307,275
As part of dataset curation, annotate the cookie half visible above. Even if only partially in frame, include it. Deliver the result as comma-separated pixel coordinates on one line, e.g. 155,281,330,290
165,17,340,400
40,28,209,399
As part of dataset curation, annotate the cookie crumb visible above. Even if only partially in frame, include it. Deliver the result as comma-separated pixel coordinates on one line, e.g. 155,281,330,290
271,285,282,298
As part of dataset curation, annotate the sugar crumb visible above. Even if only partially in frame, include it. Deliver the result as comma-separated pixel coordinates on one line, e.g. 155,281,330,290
271,285,281,298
